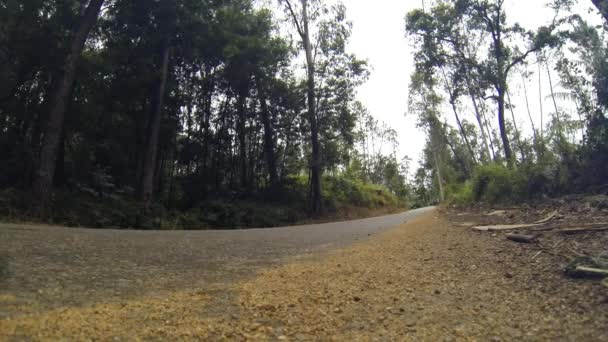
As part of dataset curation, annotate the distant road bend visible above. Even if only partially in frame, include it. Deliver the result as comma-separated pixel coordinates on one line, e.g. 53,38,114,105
0,207,434,312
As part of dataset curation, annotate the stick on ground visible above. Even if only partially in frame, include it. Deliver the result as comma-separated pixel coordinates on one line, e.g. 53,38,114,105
506,233,539,243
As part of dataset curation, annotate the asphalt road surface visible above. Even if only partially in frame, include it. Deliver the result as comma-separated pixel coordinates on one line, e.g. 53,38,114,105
0,207,433,314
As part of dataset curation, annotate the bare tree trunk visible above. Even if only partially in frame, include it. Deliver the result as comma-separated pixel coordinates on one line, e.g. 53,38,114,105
201,69,215,196
497,85,514,166
546,60,567,142
439,69,476,167
54,124,66,187
506,90,526,162
432,149,444,202
521,73,540,157
236,91,249,192
139,37,171,204
33,0,105,216
538,61,544,141
469,91,491,161
488,4,514,167
302,0,322,216
281,0,321,215
160,125,177,206
480,102,497,161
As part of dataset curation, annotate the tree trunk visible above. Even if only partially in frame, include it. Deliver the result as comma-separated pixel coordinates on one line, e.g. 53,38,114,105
497,86,514,166
480,102,498,161
490,5,514,167
237,91,248,192
441,68,477,168
201,68,215,196
139,38,171,205
160,125,177,206
538,61,544,141
521,73,540,157
302,0,322,216
32,0,105,216
506,90,526,162
432,149,444,202
470,94,491,160
546,60,567,142
54,125,66,187
257,82,278,194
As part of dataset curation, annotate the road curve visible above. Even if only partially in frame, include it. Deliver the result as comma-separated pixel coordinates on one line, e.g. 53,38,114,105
0,207,434,312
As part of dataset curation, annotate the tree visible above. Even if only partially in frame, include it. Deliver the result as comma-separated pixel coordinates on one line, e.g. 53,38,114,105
460,0,559,165
139,0,175,205
279,0,323,215
33,0,105,215
407,0,559,166
278,0,364,215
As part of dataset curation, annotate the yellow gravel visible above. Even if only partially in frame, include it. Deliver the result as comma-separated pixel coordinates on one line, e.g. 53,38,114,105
1,211,606,341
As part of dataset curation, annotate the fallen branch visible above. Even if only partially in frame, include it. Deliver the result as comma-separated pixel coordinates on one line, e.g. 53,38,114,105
603,278,608,289
486,210,507,216
533,210,558,224
472,223,543,231
506,233,540,244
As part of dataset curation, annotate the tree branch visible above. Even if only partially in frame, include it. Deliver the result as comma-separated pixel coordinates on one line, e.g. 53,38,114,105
281,0,305,39
506,45,542,75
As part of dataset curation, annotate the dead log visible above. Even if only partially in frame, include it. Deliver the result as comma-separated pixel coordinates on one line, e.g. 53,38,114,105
506,233,539,243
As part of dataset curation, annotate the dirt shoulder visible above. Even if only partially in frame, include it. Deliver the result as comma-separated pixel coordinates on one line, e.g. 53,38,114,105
1,210,607,340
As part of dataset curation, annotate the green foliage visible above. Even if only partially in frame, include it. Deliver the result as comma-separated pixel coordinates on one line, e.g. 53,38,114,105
470,164,527,204
322,176,401,211
446,182,473,205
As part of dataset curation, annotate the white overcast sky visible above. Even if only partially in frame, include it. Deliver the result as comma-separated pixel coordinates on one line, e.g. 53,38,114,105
342,0,602,166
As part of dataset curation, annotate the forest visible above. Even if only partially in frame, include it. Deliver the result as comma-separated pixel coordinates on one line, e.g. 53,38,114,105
0,0,410,228
1,0,607,229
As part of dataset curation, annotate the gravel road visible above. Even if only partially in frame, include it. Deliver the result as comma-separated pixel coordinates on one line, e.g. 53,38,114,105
0,207,432,314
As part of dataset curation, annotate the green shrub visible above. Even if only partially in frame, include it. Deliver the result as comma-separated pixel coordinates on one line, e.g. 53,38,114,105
322,175,401,210
447,181,474,205
471,164,527,204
